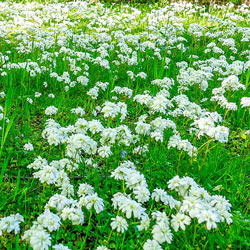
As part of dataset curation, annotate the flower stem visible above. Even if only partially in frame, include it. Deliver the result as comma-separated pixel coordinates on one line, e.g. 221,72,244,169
107,229,113,242
81,210,93,250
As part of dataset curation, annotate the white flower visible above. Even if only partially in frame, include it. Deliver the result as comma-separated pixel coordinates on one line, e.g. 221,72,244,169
37,211,61,232
61,207,84,225
27,156,48,169
96,246,110,250
133,186,150,203
77,76,89,86
152,188,180,209
45,194,70,212
45,106,58,116
221,75,245,91
0,213,24,236
167,175,184,191
171,213,191,232
150,131,163,142
33,165,59,185
137,72,147,79
53,244,71,250
87,87,99,99
77,183,94,197
213,126,229,143
119,197,146,219
152,221,172,244
101,101,121,119
152,188,168,201
143,239,162,250
110,216,128,233
24,142,34,151
79,193,104,214
35,92,42,98
98,146,112,158
88,120,103,134
135,121,150,136
181,196,202,218
197,210,220,230
137,215,150,231
48,94,55,98
125,171,146,188
0,92,5,98
27,229,51,250
60,183,74,197
210,195,232,211
27,98,33,104
71,107,85,117
241,97,250,108
75,118,88,133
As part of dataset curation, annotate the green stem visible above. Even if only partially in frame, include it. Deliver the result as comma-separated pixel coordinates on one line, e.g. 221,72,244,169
192,222,198,246
122,180,126,193
177,151,183,175
107,229,113,242
197,138,214,153
81,210,93,250
240,109,247,128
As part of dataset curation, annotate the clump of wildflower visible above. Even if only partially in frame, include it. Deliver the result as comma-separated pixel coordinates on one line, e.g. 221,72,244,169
0,213,24,235
24,142,34,151
45,106,58,115
110,216,128,233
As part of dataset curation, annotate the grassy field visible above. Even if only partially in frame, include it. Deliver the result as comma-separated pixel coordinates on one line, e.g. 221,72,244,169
0,0,249,249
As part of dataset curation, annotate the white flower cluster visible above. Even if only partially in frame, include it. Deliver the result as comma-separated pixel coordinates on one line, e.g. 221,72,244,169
41,116,139,163
101,101,127,121
45,195,84,226
134,92,173,114
22,183,105,249
109,161,233,249
22,209,71,250
167,176,233,229
111,86,133,98
0,105,4,123
241,97,250,112
45,106,58,116
24,142,34,151
168,133,197,157
177,67,212,92
28,157,77,196
66,133,97,160
96,246,110,250
171,94,203,120
210,95,238,111
210,75,246,111
111,161,150,203
112,193,146,220
191,117,230,143
0,91,5,99
71,107,85,117
78,183,104,214
135,115,176,143
151,77,174,90
111,216,128,233
188,23,204,37
0,213,24,236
